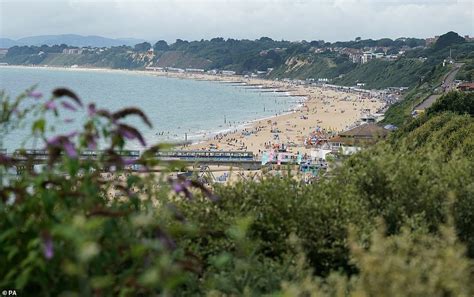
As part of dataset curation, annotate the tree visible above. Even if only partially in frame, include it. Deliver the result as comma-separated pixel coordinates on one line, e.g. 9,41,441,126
210,37,225,43
433,31,465,50
376,38,394,47
153,40,169,51
259,37,274,42
134,42,151,52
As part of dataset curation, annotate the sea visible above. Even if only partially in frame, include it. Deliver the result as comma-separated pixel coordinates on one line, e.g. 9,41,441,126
0,66,298,151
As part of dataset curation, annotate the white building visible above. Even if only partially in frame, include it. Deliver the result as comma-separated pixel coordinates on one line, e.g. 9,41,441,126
145,66,164,71
167,67,185,73
185,68,205,73
221,70,236,76
62,48,83,55
361,52,375,64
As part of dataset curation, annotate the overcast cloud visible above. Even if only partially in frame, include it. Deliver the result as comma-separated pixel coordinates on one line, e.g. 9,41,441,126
0,0,473,42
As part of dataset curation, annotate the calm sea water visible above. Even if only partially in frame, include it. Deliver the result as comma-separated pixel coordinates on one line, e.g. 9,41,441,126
0,67,296,150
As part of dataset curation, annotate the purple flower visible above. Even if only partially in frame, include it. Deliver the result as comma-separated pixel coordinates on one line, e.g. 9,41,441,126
0,153,13,165
28,91,43,99
63,141,77,158
122,158,136,165
88,103,97,116
189,179,220,202
46,132,78,158
45,100,56,110
64,118,74,123
46,135,62,146
171,180,193,199
120,129,136,140
172,182,184,193
41,232,54,260
61,101,77,112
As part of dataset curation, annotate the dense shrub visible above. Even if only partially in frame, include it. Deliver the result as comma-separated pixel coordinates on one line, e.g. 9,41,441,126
1,89,473,295
427,91,474,116
175,176,371,277
282,224,474,297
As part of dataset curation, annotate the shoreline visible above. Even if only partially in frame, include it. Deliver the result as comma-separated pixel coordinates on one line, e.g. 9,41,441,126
185,100,306,148
154,72,385,155
1,65,385,155
1,64,307,146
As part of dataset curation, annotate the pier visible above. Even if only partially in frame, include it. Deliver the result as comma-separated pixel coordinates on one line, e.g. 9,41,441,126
2,149,264,172
3,149,323,173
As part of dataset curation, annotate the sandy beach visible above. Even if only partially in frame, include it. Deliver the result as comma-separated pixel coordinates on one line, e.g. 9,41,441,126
150,72,386,157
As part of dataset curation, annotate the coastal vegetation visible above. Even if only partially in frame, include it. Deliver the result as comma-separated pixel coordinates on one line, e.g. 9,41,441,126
1,88,473,295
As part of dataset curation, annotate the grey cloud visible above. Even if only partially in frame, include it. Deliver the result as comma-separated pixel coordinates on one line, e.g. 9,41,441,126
0,0,472,42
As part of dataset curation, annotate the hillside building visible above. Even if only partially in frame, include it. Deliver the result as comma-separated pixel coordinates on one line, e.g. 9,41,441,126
457,82,474,92
167,67,185,73
185,68,205,73
221,70,236,76
425,35,440,46
361,52,375,64
62,48,83,55
145,66,164,71
464,35,474,42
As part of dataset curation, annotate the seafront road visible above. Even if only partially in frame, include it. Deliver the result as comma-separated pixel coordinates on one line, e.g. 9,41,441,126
415,62,464,111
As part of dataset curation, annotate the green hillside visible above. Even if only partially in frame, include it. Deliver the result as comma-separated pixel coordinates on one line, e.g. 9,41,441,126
334,58,425,88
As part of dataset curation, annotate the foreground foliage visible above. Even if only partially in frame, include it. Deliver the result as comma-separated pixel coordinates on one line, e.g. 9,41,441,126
0,89,473,295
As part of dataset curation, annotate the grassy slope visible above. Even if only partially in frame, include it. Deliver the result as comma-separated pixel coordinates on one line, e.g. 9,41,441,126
333,58,425,89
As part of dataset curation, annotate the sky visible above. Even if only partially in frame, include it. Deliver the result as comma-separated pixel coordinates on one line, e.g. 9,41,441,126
0,0,473,42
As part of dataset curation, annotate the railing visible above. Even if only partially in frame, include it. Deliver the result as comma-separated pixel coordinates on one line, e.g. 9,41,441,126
7,149,140,161
155,150,254,161
3,149,253,163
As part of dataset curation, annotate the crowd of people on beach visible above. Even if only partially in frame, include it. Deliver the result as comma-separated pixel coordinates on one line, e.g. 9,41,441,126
168,78,383,168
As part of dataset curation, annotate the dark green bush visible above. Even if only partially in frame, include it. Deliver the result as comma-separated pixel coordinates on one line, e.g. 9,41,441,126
1,89,473,295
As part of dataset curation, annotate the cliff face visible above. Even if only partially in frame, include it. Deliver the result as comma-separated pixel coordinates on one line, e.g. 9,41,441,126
1,50,214,70
268,53,356,81
153,51,212,69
